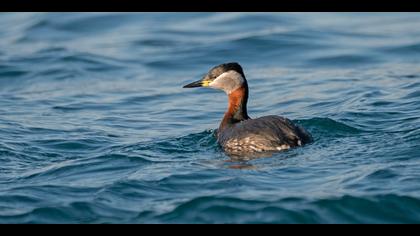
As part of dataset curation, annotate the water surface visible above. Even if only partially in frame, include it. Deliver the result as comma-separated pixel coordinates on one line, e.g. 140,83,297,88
1,13,420,223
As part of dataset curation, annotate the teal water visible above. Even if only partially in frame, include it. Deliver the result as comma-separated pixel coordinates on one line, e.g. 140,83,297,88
1,13,420,223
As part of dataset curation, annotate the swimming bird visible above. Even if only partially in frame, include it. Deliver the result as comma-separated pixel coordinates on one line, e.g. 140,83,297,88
183,62,312,157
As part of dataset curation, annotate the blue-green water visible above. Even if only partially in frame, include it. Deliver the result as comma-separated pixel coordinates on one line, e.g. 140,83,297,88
1,13,420,223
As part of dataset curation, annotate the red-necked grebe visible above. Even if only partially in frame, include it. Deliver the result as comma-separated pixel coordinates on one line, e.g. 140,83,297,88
183,62,312,157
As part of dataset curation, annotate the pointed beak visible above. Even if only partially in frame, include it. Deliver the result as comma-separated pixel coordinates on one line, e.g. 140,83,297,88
183,76,211,88
183,79,205,88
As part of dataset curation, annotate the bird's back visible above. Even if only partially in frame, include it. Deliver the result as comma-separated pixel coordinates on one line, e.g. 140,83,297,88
217,115,312,155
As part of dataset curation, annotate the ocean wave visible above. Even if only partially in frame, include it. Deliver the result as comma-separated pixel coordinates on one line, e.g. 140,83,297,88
140,194,420,223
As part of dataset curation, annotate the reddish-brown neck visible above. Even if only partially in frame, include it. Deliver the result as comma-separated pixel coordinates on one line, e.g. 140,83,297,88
219,85,250,131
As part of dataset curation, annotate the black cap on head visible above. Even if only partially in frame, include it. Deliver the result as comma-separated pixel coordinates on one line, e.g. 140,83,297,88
208,62,245,79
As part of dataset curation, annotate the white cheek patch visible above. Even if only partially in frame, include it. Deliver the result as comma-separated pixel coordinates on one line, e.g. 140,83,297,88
209,71,244,94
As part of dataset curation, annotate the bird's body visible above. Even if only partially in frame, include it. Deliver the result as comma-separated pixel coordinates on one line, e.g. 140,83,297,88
217,115,312,156
183,62,312,157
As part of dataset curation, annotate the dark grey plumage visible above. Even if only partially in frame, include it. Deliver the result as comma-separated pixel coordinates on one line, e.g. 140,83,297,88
217,115,312,156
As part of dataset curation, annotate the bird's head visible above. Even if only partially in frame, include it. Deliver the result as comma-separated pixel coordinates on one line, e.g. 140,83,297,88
183,62,247,94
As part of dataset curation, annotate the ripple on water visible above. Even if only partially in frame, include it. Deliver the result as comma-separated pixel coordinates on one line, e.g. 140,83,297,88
297,118,362,139
140,194,420,223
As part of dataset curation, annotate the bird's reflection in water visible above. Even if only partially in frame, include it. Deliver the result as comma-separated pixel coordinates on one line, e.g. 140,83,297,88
224,151,278,170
